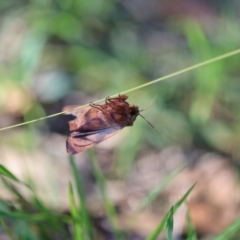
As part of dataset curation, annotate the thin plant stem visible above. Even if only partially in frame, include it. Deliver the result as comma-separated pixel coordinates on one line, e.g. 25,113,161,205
0,48,240,132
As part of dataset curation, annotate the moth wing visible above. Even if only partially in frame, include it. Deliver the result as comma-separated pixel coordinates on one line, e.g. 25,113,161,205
63,105,93,131
66,126,122,154
63,105,91,117
67,107,121,132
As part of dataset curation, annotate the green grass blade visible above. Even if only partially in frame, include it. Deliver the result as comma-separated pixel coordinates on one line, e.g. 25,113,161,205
1,177,32,209
69,155,94,240
146,214,168,240
165,206,174,240
0,210,49,222
173,183,196,211
2,175,68,229
186,210,198,240
212,217,240,240
69,181,84,240
27,179,65,226
0,165,20,182
146,183,196,240
88,150,123,239
1,48,240,132
13,221,40,240
0,165,32,190
0,218,15,240
0,209,71,223
137,167,184,211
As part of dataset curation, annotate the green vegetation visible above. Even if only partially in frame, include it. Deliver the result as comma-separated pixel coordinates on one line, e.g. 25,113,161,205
0,0,240,239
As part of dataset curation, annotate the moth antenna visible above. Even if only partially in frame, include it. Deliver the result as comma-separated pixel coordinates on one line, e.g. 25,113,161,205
139,114,167,139
140,95,158,112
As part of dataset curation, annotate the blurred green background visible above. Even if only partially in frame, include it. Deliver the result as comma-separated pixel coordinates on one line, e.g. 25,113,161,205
1,0,240,239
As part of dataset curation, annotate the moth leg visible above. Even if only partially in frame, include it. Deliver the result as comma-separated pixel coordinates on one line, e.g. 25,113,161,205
106,96,115,105
89,102,103,111
105,96,111,104
106,100,118,110
106,96,126,111
104,98,118,112
106,99,114,105
106,96,120,106
106,95,124,107
89,102,109,114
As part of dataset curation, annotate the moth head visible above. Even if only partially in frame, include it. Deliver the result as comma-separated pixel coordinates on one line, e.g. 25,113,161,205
126,105,139,126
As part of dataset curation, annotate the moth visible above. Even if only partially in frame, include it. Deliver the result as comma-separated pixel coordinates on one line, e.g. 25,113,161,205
64,95,141,154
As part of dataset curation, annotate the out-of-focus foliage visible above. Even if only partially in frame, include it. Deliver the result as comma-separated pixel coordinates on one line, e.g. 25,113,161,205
1,0,240,239
0,0,240,158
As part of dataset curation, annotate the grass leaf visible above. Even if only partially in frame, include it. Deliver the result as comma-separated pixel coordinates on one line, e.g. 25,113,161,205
146,183,196,240
1,48,240,132
186,209,198,240
0,164,20,182
88,149,123,239
212,217,240,240
0,210,48,222
0,218,15,240
69,155,94,240
69,181,84,240
165,206,174,240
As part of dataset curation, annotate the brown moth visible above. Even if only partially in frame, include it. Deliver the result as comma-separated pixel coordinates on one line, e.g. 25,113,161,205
64,95,140,154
